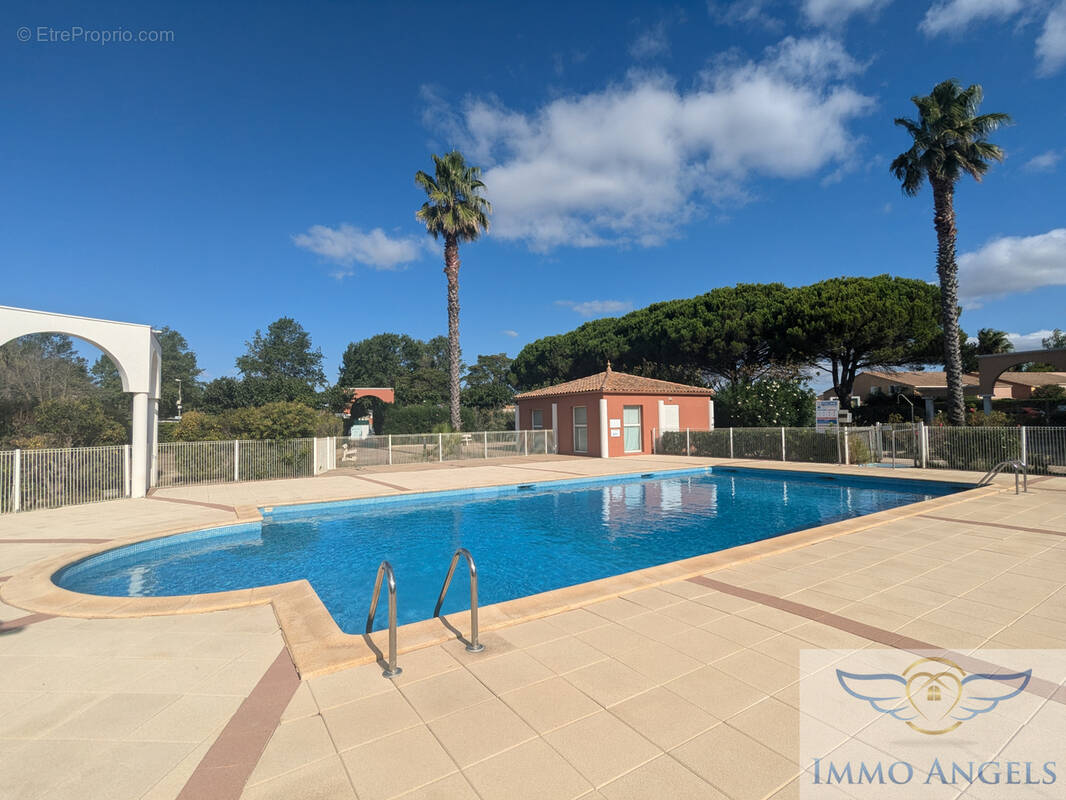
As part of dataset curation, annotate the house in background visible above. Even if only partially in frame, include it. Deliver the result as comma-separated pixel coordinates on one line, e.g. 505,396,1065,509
514,364,714,458
991,372,1066,399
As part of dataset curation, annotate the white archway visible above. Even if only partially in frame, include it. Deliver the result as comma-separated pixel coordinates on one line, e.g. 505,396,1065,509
0,305,162,498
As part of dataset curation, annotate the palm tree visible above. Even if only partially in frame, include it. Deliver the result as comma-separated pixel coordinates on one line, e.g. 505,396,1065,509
976,328,1013,356
415,151,492,430
891,80,1009,426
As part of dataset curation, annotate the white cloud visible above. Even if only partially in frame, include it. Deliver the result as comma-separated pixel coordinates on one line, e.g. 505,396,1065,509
708,1,784,31
555,299,634,316
802,0,891,27
292,224,425,275
1023,149,1062,172
501,329,518,337
630,22,669,59
427,36,873,251
958,228,1066,307
919,0,1025,36
1006,330,1059,350
1037,2,1066,75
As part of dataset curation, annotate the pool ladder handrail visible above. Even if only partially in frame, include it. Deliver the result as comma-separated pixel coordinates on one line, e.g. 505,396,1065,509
366,560,402,678
433,548,485,652
977,459,1027,494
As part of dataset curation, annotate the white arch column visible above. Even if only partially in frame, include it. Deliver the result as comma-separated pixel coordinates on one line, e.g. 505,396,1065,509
131,393,150,498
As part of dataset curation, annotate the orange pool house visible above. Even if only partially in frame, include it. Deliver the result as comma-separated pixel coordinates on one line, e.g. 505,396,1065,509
514,363,715,458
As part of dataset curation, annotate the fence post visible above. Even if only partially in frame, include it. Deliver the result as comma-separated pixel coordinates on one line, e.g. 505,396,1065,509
843,430,850,465
729,428,734,459
1021,426,1027,465
439,432,443,463
124,445,131,497
524,430,529,456
652,427,657,455
484,432,488,459
686,428,691,457
12,449,21,513
388,435,393,465
234,440,240,482
836,428,842,464
313,437,319,475
781,427,786,461
920,423,928,469
545,432,549,454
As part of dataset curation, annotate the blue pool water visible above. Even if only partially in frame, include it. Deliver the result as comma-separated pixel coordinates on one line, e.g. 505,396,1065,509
55,467,966,633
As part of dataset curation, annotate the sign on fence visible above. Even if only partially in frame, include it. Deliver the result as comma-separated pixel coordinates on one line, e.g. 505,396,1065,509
816,399,840,430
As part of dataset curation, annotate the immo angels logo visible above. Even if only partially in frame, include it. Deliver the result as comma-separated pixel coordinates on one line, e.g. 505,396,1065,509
836,656,1031,735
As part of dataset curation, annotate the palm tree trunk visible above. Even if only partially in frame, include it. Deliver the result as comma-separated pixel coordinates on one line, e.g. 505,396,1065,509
444,234,462,431
931,177,965,426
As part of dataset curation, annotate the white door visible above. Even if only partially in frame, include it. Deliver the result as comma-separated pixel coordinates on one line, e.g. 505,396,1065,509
623,406,642,453
662,404,680,432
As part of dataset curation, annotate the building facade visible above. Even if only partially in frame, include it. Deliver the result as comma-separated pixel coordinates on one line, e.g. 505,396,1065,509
514,365,714,458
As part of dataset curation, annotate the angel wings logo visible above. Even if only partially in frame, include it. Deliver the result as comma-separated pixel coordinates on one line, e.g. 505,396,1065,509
836,656,1031,735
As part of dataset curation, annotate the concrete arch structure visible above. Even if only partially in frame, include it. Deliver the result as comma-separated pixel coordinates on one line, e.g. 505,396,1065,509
0,305,162,497
977,348,1066,413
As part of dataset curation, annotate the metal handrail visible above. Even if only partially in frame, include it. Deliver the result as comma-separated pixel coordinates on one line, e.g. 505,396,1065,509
977,459,1027,494
366,561,402,677
433,548,484,652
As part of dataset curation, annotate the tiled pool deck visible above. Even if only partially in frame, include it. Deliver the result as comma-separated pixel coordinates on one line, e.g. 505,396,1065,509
2,455,1065,799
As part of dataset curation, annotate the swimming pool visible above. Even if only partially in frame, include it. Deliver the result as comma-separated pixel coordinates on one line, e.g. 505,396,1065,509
55,467,966,633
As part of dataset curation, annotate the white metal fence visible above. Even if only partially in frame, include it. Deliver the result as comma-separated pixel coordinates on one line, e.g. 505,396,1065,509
156,438,318,487
655,424,1066,475
337,430,557,467
0,445,129,513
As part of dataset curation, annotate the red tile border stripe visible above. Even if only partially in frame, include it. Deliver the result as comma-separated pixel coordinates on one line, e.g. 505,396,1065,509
147,495,239,514
918,513,1066,537
0,612,56,631
177,647,301,800
344,474,411,492
686,575,1066,705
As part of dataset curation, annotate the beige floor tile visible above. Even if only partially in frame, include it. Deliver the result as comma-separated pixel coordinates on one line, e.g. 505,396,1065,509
623,587,684,610
463,738,592,800
342,725,458,800
466,649,553,694
609,687,718,750
279,680,319,722
502,677,601,734
672,723,800,799
247,714,338,785
323,688,422,751
617,611,693,643
546,607,612,635
655,599,726,627
527,636,609,674
400,667,494,721
565,659,656,707
727,696,848,763
394,772,481,799
307,662,395,710
599,754,727,800
0,691,103,739
701,615,779,647
666,666,766,718
388,646,462,688
660,626,744,663
129,692,244,743
577,622,659,659
587,597,646,622
428,697,536,767
43,692,180,741
545,710,660,787
610,641,703,684
242,755,356,800
496,617,568,649
714,647,798,694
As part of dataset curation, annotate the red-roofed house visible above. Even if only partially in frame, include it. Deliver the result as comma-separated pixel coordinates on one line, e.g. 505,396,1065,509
514,364,714,458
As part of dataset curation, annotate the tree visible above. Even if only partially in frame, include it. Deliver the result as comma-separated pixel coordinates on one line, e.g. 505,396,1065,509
236,317,325,388
156,327,204,417
1043,329,1066,350
891,79,1010,425
788,276,944,403
714,379,815,427
337,333,450,406
962,327,1013,372
0,334,95,405
415,151,492,430
462,354,515,409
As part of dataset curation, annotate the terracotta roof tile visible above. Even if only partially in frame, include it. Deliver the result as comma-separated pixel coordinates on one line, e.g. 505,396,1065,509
992,372,1066,387
515,368,713,399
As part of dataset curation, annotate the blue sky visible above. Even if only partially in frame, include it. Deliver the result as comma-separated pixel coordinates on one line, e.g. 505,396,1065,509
4,0,1065,390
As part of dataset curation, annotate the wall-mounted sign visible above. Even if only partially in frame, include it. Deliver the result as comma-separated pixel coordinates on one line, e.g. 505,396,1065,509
609,418,621,428
610,429,621,437
816,399,840,430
